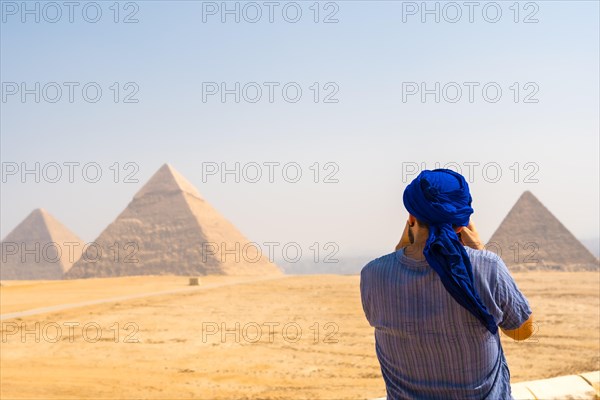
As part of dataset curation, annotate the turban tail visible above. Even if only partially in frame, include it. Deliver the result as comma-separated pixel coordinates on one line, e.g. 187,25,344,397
403,169,498,335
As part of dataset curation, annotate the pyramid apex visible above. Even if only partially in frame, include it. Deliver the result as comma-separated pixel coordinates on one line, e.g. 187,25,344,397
521,190,535,197
518,190,536,199
515,190,543,206
16,208,71,235
134,164,202,200
23,208,48,223
32,208,51,218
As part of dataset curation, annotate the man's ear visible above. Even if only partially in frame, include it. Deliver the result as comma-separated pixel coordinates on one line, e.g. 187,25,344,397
408,214,416,225
455,226,464,233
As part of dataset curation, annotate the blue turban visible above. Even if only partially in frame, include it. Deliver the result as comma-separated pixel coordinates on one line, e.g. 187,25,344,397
403,169,498,335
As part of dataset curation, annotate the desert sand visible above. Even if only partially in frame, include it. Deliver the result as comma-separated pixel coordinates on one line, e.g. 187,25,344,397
1,271,599,399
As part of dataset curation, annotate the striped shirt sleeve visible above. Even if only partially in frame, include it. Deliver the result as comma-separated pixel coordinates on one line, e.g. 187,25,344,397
494,256,533,330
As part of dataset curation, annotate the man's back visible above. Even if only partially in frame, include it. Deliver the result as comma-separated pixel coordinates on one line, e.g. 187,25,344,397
360,246,532,400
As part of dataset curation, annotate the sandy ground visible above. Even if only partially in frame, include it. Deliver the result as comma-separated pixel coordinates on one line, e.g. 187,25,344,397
1,271,599,399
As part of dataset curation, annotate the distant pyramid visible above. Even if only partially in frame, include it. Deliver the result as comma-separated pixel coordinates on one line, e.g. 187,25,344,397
1,209,84,280
65,164,281,278
487,191,599,271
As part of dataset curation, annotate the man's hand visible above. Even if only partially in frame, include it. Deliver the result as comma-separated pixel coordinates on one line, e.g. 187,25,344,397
459,221,484,250
396,220,485,251
396,220,484,250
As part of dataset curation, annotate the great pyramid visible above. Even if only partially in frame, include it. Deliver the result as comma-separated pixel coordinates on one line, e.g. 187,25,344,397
65,164,281,278
1,209,84,280
487,191,599,271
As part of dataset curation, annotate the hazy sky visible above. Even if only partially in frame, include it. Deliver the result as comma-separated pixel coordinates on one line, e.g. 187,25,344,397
1,1,599,258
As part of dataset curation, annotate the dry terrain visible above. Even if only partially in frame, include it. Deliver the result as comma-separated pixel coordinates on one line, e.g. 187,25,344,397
1,271,599,399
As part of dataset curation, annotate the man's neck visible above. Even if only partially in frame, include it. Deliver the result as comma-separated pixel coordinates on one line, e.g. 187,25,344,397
404,242,427,261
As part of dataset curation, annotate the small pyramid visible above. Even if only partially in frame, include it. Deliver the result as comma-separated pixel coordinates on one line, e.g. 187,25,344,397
65,164,281,278
487,191,598,271
1,209,84,279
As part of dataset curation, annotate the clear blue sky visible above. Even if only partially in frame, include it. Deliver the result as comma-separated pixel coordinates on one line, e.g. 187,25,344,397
1,1,598,257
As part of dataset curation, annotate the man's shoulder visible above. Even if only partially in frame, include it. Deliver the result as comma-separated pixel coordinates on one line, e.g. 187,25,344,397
463,246,505,286
464,246,502,265
361,251,398,276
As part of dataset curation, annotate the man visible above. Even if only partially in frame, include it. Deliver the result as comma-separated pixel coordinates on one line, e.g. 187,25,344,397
360,169,534,400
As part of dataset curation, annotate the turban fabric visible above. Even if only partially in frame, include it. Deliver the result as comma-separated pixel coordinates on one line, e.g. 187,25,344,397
403,169,498,335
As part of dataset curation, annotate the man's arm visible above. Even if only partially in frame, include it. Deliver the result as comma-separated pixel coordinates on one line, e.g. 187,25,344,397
494,256,533,340
501,313,535,341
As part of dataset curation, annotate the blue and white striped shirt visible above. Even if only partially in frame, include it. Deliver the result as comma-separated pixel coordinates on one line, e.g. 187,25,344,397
360,246,532,400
